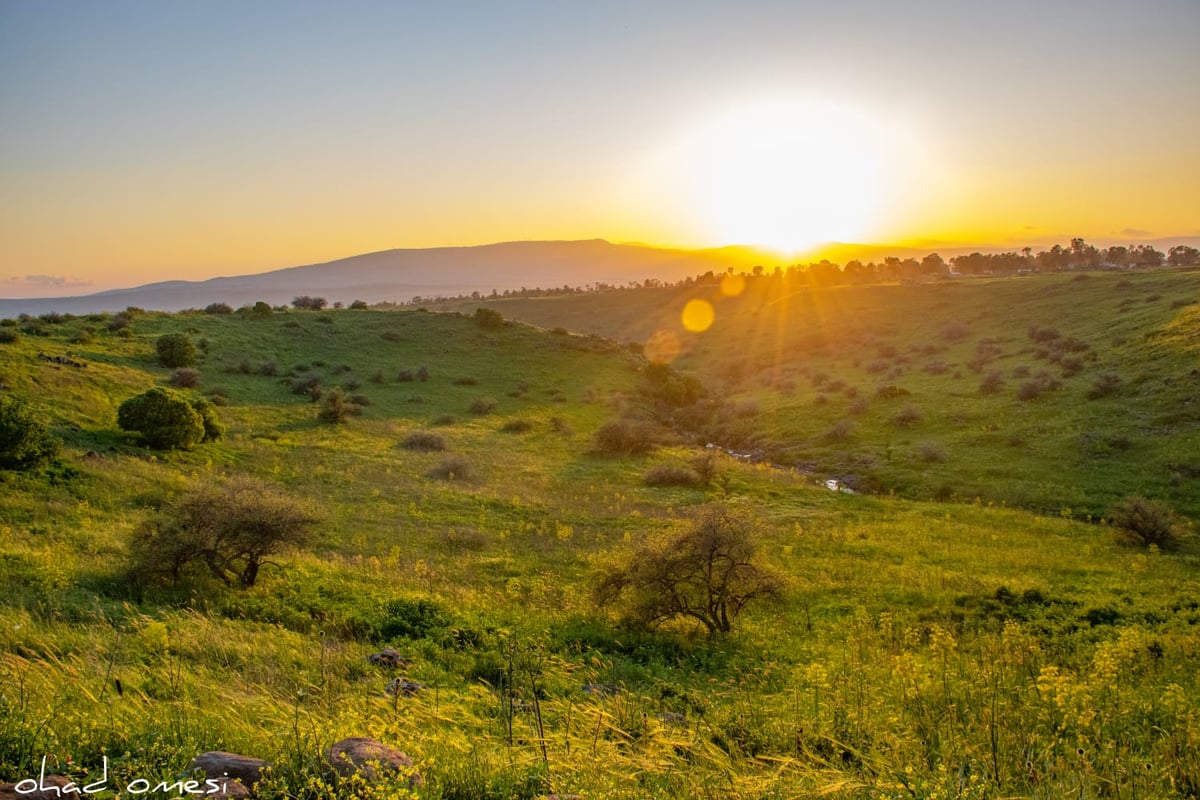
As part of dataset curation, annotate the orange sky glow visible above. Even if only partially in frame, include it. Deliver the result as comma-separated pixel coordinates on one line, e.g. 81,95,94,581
1,2,1197,297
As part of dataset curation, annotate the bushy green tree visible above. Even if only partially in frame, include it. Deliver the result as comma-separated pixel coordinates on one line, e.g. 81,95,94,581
117,387,222,449
593,505,785,636
155,333,196,368
0,394,60,470
130,478,317,588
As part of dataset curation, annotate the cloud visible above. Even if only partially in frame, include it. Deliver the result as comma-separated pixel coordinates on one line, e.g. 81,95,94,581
8,274,93,289
1118,228,1152,238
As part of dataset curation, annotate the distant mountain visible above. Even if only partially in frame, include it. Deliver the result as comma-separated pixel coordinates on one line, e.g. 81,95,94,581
0,239,778,316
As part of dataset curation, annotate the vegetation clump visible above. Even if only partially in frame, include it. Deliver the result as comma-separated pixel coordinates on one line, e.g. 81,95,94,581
594,417,658,455
117,387,222,449
1110,495,1182,549
400,430,446,451
130,478,317,588
0,394,60,470
474,307,505,330
169,367,201,388
643,463,702,487
155,333,196,368
318,388,363,423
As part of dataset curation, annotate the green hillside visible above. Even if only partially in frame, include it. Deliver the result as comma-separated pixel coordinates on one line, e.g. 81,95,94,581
434,267,1200,518
0,302,1197,799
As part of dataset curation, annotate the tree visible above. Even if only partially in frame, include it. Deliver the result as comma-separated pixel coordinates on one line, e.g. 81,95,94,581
474,307,504,329
593,505,785,636
155,333,196,368
130,478,317,588
117,387,222,450
0,394,60,470
292,296,328,311
1168,245,1199,266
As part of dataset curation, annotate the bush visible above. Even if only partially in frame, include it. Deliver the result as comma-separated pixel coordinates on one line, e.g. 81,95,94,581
593,504,785,636
893,403,923,427
916,441,948,463
594,418,657,455
469,396,497,415
397,369,415,382
941,322,970,342
291,376,323,401
130,478,317,587
453,376,479,386
155,333,196,368
427,456,474,482
190,396,225,442
349,299,369,310
117,387,213,450
169,367,201,388
499,418,533,434
1087,372,1122,400
474,307,504,330
1110,496,1181,549
823,419,855,442
292,296,327,310
0,394,60,470
318,388,362,423
643,464,702,487
401,431,446,451
1017,372,1062,402
0,329,20,344
204,302,233,315
979,370,1005,395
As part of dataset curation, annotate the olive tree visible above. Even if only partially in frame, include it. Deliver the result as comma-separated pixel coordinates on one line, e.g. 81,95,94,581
117,387,223,450
593,504,785,637
131,478,318,588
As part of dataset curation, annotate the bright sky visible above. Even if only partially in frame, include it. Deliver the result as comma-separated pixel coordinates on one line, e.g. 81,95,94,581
2,0,1198,296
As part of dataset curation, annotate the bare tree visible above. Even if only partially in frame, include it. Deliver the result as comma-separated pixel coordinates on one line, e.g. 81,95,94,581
593,505,785,636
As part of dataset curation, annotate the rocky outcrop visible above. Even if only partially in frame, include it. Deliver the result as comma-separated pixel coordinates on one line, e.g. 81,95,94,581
325,737,422,787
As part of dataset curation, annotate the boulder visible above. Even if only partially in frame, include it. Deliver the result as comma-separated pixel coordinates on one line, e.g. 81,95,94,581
325,737,422,787
0,774,73,799
367,648,409,669
190,751,270,788
385,677,423,696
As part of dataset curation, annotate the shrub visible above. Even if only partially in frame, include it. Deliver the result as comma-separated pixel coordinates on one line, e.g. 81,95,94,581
474,307,504,330
499,418,534,434
453,376,479,386
1087,372,1122,400
0,394,60,470
593,504,785,637
1110,496,1181,549
469,396,497,415
823,419,855,442
349,299,369,310
916,441,948,463
594,418,657,455
204,302,233,315
0,329,19,344
1017,373,1062,402
1060,356,1083,377
169,367,201,388
397,369,415,382
1028,325,1061,343
941,322,970,342
416,365,430,382
979,370,1005,395
117,387,210,450
190,396,225,442
427,455,474,482
291,376,323,401
130,478,317,587
401,430,446,451
893,404,923,427
155,333,196,368
258,361,278,377
318,388,362,423
643,464,702,487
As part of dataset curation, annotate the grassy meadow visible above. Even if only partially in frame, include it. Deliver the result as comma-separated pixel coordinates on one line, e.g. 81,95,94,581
1,277,1198,799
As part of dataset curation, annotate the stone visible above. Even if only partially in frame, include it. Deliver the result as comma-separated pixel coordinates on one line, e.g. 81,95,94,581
325,737,422,787
0,774,73,799
385,677,423,696
367,647,409,668
190,751,270,788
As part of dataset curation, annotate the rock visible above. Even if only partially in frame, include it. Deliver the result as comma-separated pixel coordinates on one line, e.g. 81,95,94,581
367,647,409,668
203,779,251,799
190,751,270,788
582,682,620,697
325,737,422,787
655,711,687,727
0,774,73,799
385,677,423,696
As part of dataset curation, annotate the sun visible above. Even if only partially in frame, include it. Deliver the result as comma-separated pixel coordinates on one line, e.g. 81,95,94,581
657,98,897,254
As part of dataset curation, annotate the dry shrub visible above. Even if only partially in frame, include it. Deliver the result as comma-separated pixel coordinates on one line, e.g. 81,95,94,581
401,431,446,451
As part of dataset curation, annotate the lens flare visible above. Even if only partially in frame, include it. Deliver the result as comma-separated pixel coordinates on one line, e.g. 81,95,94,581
681,299,715,333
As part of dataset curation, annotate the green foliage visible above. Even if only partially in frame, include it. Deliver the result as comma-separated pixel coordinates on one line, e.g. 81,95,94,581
292,296,327,311
0,328,20,344
190,396,225,442
129,478,317,588
376,597,453,641
593,504,785,636
204,302,233,314
155,332,197,368
474,307,504,329
0,394,60,470
117,387,206,449
317,387,361,423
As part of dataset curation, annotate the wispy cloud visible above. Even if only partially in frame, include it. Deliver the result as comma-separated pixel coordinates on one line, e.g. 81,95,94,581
1118,228,1153,238
8,274,93,289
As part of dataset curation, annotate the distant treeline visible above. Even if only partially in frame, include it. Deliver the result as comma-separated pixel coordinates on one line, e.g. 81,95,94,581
396,239,1199,306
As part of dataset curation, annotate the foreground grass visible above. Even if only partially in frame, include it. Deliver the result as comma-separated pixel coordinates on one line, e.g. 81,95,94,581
0,304,1197,798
